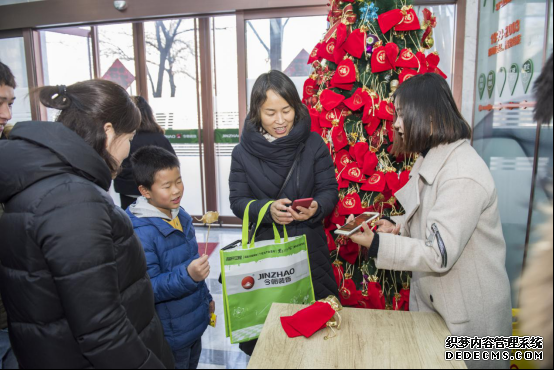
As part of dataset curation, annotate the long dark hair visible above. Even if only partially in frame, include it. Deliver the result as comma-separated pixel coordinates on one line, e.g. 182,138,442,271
36,79,140,173
392,73,472,155
248,70,308,131
133,96,165,134
534,53,553,125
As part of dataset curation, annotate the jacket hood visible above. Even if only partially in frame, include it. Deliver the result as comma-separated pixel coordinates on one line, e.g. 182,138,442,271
0,121,112,203
129,196,180,220
127,202,191,238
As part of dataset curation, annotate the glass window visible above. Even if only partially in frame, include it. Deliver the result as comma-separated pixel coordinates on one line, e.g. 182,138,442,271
213,16,240,217
40,27,94,120
246,16,328,106
528,0,553,268
0,37,32,123
144,19,204,216
97,23,137,94
472,1,547,307
414,5,456,85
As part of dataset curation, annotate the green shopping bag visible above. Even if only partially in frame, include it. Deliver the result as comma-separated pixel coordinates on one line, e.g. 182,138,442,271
220,200,316,344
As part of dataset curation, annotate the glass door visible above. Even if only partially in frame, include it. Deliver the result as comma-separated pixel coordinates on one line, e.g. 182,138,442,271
244,12,329,105
0,36,32,123
143,18,206,216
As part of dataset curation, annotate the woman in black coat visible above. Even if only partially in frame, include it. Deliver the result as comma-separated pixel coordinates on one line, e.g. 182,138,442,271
229,71,339,333
115,96,176,210
0,81,174,369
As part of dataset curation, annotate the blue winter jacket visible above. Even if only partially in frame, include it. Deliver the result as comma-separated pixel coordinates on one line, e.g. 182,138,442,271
127,207,212,351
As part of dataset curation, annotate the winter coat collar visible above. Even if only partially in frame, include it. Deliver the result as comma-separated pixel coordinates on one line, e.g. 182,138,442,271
240,113,311,177
396,139,469,225
418,140,468,185
127,205,191,238
129,196,180,220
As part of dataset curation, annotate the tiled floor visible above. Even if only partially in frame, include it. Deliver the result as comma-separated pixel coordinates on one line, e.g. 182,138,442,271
195,227,250,370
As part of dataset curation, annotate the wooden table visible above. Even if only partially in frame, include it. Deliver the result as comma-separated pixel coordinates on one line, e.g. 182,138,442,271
248,303,467,369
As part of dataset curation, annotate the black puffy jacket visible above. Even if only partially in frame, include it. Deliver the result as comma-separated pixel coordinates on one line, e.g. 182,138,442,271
229,116,339,300
0,122,175,369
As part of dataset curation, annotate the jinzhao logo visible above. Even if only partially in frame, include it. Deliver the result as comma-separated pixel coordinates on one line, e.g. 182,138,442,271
242,276,255,290
258,269,295,280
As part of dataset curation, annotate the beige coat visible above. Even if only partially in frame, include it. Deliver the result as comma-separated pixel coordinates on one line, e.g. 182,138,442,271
378,140,512,370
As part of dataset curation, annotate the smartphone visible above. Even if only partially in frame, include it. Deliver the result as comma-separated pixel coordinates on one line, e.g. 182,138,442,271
291,198,314,213
335,213,379,236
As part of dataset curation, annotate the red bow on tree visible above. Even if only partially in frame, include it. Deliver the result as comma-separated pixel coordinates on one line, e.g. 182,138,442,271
416,52,447,79
325,4,357,42
425,52,448,79
421,8,437,47
328,0,343,25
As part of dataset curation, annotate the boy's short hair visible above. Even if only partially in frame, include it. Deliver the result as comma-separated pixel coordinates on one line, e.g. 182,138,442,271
131,146,180,189
0,62,16,88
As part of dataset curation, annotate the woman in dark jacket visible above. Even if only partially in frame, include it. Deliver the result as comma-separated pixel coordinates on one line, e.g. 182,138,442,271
0,80,174,369
115,96,176,210
229,71,339,354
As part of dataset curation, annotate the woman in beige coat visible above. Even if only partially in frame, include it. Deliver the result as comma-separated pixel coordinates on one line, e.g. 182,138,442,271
346,73,512,370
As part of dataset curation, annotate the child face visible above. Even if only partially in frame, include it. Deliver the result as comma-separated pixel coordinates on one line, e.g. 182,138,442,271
144,167,184,211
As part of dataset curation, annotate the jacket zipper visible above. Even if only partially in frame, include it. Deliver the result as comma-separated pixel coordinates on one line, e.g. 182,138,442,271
431,223,448,269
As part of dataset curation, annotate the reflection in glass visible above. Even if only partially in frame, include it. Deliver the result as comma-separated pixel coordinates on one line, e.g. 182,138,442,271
414,5,455,85
246,16,328,106
213,16,240,217
144,19,204,216
0,37,32,123
472,0,547,307
40,27,94,121
98,23,137,94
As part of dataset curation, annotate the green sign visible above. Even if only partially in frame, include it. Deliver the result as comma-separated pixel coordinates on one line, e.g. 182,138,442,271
487,70,496,99
508,63,519,96
521,59,534,94
478,74,487,100
165,130,202,144
498,67,507,97
215,129,240,144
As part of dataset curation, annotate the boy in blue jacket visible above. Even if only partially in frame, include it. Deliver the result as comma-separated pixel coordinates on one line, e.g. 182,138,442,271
127,146,214,370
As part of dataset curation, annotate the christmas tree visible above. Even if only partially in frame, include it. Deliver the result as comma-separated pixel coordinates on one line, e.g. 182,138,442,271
303,0,446,311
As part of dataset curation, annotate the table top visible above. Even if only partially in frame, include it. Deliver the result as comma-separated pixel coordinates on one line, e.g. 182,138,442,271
247,303,467,369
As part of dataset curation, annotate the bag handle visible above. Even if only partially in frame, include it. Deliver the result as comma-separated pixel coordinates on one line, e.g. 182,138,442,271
242,200,289,249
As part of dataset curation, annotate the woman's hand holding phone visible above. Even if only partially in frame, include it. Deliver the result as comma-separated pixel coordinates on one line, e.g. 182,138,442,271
271,199,294,225
288,201,319,222
337,215,375,249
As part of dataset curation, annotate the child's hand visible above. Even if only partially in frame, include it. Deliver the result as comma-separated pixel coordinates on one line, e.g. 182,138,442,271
209,301,215,315
187,255,210,282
